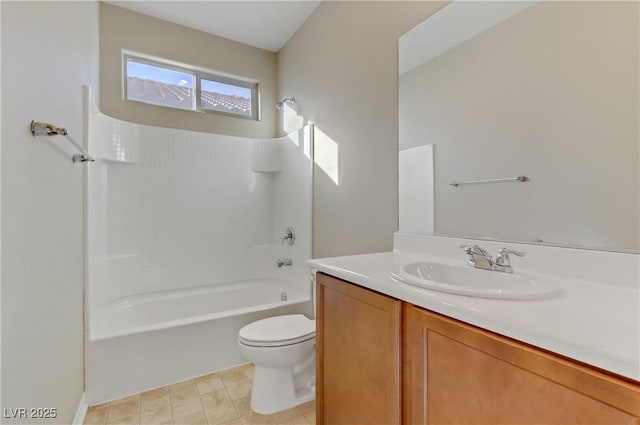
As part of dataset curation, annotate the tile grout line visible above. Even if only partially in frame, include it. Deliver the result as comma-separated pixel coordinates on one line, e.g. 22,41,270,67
195,381,208,425
168,388,175,425
226,384,239,425
225,383,243,423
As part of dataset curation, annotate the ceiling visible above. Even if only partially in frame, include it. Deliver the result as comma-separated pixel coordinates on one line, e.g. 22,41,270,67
106,1,321,52
399,1,535,75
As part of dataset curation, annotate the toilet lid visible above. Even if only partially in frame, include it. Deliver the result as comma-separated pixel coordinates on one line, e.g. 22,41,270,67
239,314,315,346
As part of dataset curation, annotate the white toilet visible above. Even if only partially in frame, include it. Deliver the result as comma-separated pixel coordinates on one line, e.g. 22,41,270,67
238,314,316,414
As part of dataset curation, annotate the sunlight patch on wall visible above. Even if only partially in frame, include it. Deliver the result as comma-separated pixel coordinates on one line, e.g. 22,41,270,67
283,102,304,135
314,126,339,185
303,125,312,160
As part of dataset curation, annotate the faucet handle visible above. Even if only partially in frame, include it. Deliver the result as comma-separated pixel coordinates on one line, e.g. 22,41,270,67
281,227,295,246
497,247,526,259
494,248,526,273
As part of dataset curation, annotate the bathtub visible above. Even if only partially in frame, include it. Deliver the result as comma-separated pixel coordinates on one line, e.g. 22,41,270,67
85,279,311,404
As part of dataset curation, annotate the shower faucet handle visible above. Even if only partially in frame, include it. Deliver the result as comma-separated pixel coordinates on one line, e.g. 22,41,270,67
281,227,295,245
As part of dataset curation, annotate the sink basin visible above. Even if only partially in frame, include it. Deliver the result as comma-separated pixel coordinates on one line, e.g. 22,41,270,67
392,261,562,300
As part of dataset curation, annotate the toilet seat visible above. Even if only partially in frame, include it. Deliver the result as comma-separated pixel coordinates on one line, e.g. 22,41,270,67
239,314,315,347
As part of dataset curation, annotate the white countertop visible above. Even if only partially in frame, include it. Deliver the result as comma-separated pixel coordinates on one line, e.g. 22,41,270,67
308,245,640,381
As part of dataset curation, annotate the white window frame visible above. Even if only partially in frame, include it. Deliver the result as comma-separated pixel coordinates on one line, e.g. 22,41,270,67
123,52,260,121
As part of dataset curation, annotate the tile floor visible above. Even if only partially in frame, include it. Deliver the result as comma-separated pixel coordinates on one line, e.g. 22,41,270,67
83,363,316,425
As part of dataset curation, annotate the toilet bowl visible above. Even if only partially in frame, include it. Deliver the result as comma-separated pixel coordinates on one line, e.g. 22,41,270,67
238,314,316,414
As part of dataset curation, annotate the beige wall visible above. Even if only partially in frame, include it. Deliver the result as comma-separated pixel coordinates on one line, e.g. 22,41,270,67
399,1,639,251
100,3,277,138
278,1,446,258
1,1,99,422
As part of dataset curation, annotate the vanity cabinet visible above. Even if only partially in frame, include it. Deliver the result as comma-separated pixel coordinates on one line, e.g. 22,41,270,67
316,273,402,425
316,273,640,425
404,304,640,425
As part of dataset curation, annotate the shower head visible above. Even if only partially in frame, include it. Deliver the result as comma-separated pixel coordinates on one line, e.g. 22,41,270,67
276,97,295,110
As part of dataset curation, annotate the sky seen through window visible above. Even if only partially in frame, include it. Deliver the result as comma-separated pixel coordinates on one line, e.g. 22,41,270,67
127,61,251,99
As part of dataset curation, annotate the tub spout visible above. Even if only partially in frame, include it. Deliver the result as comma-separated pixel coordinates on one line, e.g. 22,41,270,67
277,259,292,268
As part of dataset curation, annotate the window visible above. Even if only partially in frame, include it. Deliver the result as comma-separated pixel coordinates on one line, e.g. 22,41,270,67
200,79,252,116
126,60,195,110
124,54,259,120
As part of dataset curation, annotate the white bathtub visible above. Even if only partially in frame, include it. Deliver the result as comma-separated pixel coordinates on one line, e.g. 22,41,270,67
86,279,311,404
91,279,308,341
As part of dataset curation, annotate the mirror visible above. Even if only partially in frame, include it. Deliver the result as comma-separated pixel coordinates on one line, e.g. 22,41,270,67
398,1,639,252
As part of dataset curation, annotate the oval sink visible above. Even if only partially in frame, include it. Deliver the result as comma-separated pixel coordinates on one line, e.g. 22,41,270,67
393,262,561,300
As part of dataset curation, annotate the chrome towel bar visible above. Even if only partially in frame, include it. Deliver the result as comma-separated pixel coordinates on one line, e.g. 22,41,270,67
450,175,527,187
30,120,94,163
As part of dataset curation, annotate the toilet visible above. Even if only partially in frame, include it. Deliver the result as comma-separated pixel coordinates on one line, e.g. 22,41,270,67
238,314,316,414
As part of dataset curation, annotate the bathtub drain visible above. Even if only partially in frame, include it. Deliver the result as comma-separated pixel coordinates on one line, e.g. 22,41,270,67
281,292,288,301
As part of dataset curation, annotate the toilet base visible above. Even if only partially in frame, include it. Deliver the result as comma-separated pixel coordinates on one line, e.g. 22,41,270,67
250,354,315,415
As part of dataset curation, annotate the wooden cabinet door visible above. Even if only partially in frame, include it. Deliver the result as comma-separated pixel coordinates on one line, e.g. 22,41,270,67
403,304,640,425
316,273,402,425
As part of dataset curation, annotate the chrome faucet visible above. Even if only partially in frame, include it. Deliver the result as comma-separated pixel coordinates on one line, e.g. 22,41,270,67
461,244,494,270
460,245,526,273
277,258,292,268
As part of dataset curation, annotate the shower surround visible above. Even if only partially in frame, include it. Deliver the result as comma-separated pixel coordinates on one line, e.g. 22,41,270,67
83,88,313,403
